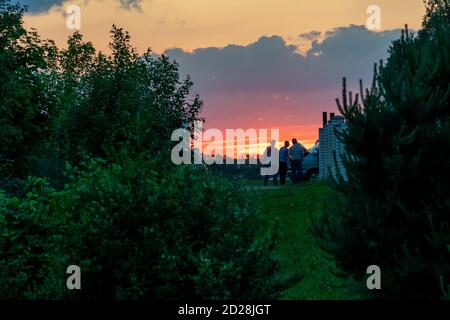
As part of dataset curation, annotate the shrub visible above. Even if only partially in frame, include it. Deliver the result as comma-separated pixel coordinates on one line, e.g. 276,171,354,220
0,178,67,299
0,159,295,299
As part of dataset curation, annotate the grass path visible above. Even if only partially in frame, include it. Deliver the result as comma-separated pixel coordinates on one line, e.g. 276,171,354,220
249,181,360,299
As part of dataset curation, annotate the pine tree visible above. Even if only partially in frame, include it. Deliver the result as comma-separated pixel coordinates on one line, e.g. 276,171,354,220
312,0,450,299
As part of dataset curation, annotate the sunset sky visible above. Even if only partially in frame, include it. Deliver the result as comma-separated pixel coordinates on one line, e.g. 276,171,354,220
20,0,426,151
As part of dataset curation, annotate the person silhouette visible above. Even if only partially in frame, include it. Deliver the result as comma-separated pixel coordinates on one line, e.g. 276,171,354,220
289,138,304,183
279,141,290,185
262,140,279,186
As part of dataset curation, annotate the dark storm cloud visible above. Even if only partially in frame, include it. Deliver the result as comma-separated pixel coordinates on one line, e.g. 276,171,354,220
18,0,143,13
18,0,66,12
166,25,403,94
298,30,321,41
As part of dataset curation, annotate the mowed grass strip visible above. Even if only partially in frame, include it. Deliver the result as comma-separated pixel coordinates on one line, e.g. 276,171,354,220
249,181,360,299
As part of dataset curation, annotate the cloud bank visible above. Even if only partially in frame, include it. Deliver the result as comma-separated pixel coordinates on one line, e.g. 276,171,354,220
166,25,402,94
18,0,143,13
18,0,66,12
165,26,403,139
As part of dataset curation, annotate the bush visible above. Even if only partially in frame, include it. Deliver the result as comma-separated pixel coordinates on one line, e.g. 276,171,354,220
0,159,293,299
0,178,67,299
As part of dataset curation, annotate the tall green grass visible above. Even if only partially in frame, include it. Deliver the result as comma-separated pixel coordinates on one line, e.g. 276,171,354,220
249,181,361,299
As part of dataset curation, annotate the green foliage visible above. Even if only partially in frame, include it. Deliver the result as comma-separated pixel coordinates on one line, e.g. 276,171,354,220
61,159,287,299
0,160,289,299
0,0,57,189
251,181,360,299
0,1,288,299
312,0,450,299
55,26,203,165
0,178,67,299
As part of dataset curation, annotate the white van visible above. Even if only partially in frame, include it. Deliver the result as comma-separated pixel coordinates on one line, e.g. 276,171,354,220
302,142,319,181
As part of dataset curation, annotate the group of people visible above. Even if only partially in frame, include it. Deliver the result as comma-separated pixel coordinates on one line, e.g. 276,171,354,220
263,138,306,186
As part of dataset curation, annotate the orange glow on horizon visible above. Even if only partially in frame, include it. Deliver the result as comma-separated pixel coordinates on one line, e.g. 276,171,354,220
198,124,319,158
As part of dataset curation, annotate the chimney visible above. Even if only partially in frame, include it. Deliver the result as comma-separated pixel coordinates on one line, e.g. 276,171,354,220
330,113,335,121
322,112,328,127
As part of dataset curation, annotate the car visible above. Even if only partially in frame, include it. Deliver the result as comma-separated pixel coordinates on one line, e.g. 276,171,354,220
302,142,319,181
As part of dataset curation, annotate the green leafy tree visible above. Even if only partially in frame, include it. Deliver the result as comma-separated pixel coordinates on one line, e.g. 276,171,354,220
0,0,57,192
0,2,294,300
313,0,450,299
56,26,203,165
